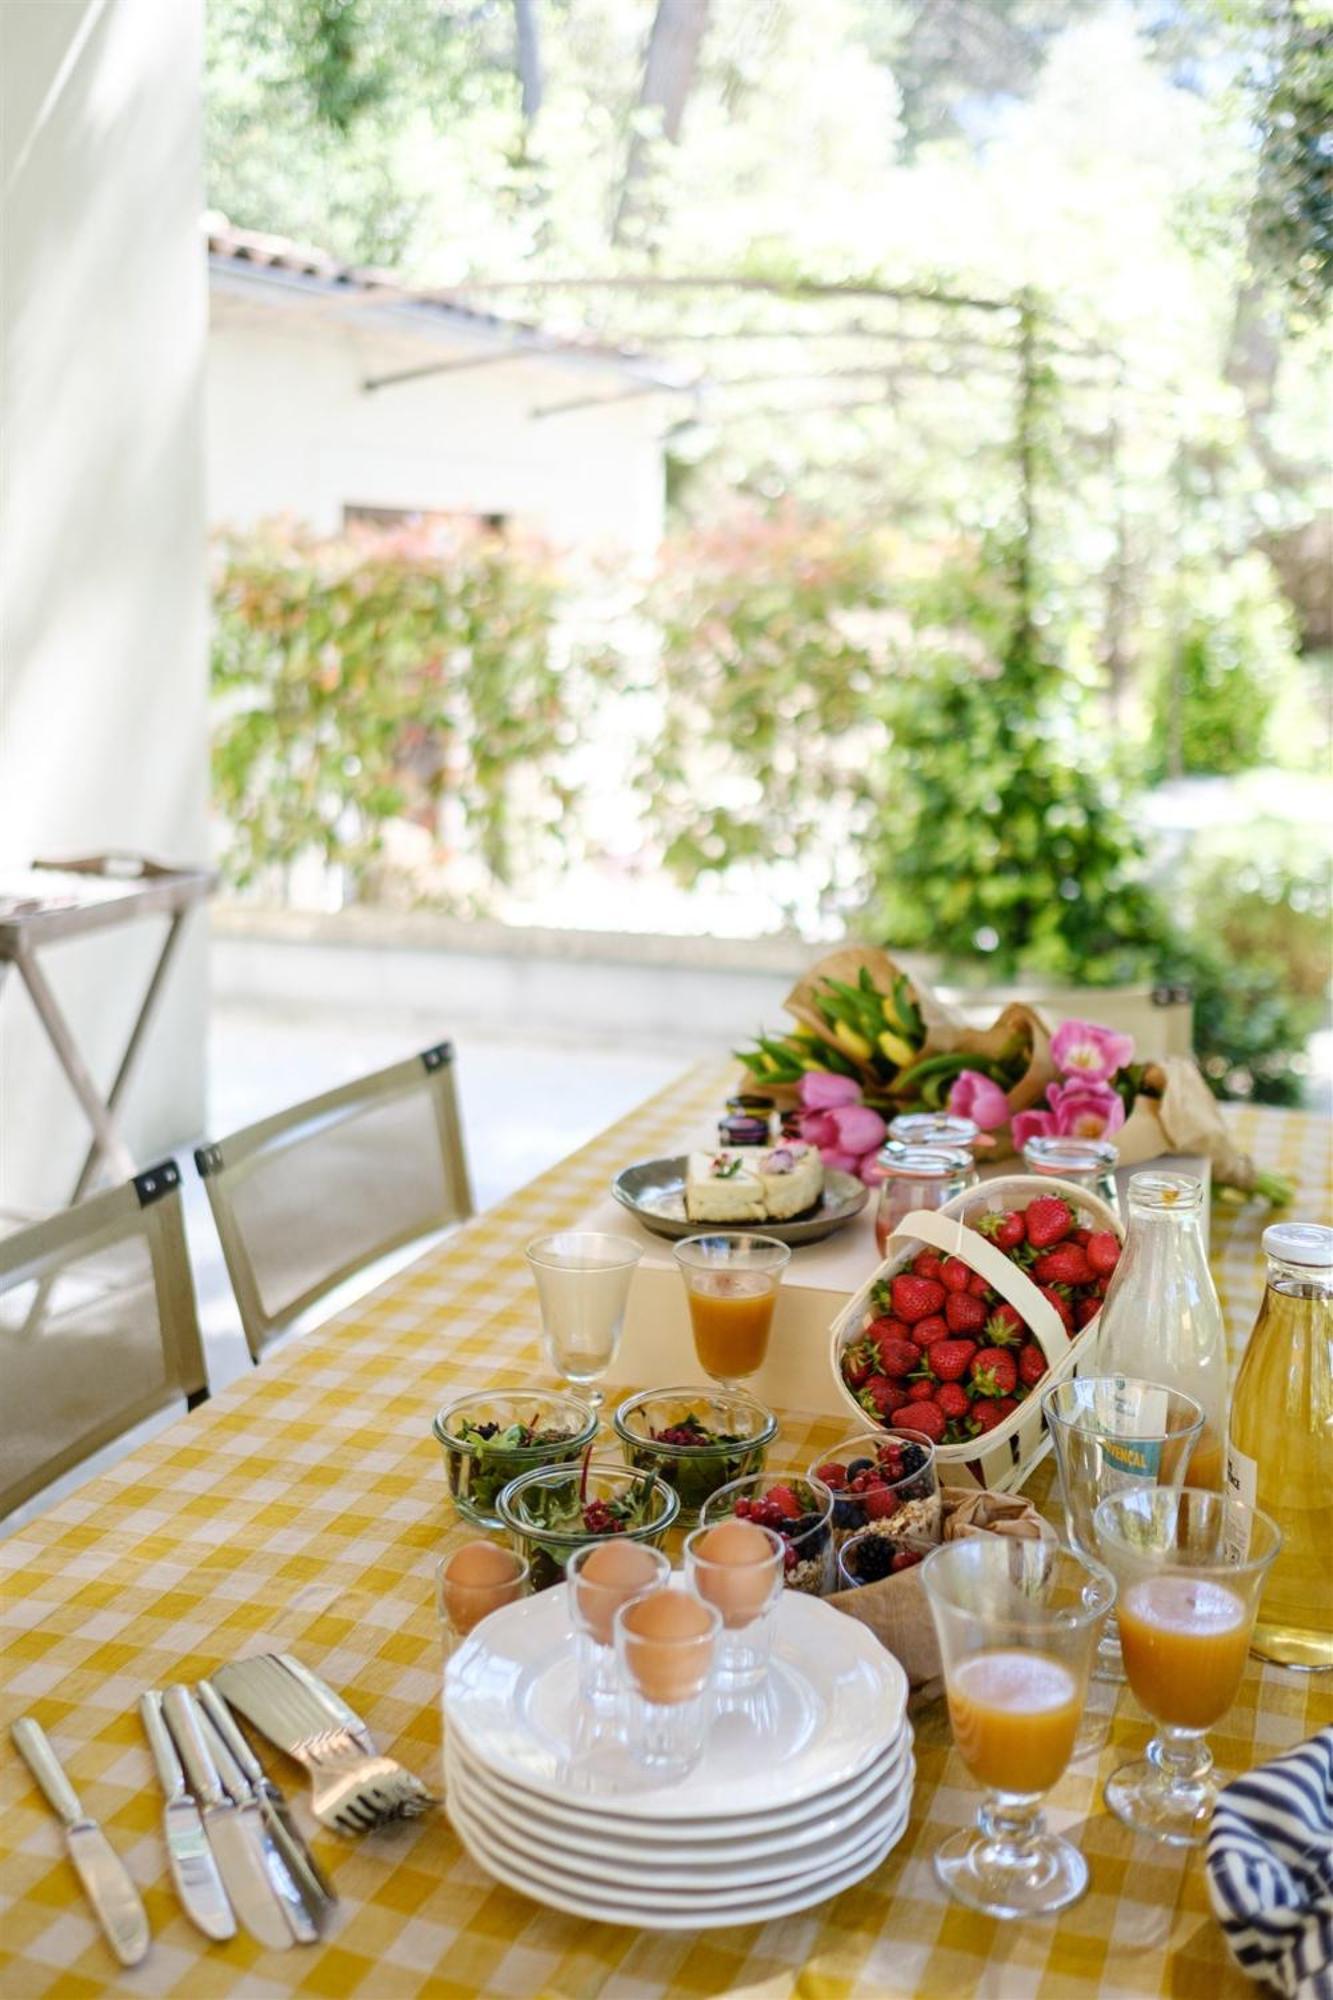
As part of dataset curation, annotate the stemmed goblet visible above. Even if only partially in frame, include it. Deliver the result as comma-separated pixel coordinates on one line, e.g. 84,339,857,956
525,1231,643,1421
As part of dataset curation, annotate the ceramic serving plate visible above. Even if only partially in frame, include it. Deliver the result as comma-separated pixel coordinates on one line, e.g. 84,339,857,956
444,1583,907,1819
446,1784,911,1930
446,1722,912,1859
612,1157,868,1245
446,1744,914,1892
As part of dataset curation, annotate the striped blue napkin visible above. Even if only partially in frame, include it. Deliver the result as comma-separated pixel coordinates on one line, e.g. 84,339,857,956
1207,1727,1333,1999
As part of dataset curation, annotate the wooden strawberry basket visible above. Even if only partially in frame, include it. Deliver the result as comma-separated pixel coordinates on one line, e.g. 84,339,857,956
827,1176,1125,1493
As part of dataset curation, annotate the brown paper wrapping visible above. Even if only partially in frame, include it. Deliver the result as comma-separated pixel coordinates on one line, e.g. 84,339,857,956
825,1485,1058,1695
1116,1056,1266,1194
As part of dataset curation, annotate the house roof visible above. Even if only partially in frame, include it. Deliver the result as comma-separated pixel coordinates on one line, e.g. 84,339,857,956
205,216,686,394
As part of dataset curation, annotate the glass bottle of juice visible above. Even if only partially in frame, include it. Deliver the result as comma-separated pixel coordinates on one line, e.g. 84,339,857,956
1227,1222,1333,1671
1091,1173,1228,1488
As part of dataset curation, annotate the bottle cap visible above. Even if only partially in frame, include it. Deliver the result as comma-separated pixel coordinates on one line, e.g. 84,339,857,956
1262,1222,1333,1268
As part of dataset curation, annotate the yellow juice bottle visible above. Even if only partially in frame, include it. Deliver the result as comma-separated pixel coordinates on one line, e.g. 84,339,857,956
1226,1223,1333,1671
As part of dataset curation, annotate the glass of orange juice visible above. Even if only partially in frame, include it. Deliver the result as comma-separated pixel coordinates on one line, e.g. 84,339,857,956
921,1537,1115,1918
673,1234,791,1388
1093,1487,1282,1846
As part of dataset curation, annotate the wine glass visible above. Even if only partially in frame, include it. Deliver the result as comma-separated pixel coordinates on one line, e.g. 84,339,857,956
1093,1487,1281,1846
921,1536,1115,1919
671,1233,790,1389
524,1231,643,1420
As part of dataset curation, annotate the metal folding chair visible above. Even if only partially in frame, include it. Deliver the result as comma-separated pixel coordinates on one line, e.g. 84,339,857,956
0,1161,208,1520
195,1042,474,1362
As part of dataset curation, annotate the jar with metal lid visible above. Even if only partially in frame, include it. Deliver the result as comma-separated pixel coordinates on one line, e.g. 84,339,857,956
718,1094,774,1147
874,1147,977,1256
887,1112,980,1154
1021,1135,1120,1215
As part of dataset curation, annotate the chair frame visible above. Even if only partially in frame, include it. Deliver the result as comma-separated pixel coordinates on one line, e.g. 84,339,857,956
195,1041,473,1362
0,1160,208,1519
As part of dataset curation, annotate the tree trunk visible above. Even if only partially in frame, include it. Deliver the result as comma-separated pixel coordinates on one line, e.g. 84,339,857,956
513,0,542,123
613,0,711,243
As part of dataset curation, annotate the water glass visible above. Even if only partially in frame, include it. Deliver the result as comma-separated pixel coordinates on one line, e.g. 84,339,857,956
1042,1376,1205,1681
525,1231,643,1415
614,1591,721,1781
565,1542,670,1711
921,1537,1115,1919
672,1234,790,1388
1094,1487,1282,1847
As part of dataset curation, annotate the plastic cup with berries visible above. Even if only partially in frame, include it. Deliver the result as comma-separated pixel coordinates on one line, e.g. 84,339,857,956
808,1429,942,1549
836,1524,938,1589
698,1474,835,1597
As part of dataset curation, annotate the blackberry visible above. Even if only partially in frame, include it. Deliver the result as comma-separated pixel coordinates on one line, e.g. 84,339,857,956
832,1497,861,1530
848,1536,897,1584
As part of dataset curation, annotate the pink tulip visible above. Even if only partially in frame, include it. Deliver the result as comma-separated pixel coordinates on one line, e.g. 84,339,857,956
1011,1107,1056,1150
828,1103,888,1155
947,1069,1011,1132
1047,1078,1127,1141
858,1150,891,1185
1050,1019,1135,1083
795,1110,840,1150
797,1072,863,1111
820,1150,862,1175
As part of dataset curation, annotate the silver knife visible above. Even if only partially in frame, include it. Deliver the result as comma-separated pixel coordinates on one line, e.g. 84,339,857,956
162,1684,293,1951
11,1717,150,1967
197,1679,336,1931
195,1701,317,1945
139,1691,235,1940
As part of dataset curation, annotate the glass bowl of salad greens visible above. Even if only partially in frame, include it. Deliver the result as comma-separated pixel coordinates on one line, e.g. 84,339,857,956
433,1390,598,1530
611,1387,778,1524
497,1459,680,1593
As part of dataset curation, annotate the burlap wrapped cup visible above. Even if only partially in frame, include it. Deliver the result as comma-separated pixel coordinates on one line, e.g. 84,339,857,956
826,1485,1058,1697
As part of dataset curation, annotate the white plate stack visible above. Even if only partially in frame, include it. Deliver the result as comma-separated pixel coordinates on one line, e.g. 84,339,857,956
444,1585,913,1929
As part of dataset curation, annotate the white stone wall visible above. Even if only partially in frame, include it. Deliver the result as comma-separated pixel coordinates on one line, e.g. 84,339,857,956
0,0,210,1208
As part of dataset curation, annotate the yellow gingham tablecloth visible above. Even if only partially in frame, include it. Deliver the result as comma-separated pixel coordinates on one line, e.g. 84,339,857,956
1,1068,1330,2000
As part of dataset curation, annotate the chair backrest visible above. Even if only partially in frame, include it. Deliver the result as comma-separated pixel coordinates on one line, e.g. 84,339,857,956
0,1161,208,1520
195,1042,473,1362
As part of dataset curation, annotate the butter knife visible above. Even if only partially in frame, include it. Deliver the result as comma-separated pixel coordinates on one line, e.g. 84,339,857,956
163,1684,293,1951
197,1679,336,1931
11,1717,150,1967
139,1691,234,1940
196,1703,317,1945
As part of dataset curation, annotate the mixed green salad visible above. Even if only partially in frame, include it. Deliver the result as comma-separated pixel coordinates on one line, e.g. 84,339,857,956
443,1413,582,1520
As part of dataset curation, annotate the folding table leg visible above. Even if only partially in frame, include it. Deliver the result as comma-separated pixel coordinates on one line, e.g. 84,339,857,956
13,943,136,1196
68,911,189,1202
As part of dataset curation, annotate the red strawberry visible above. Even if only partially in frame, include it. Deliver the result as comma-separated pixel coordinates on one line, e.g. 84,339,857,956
1075,1295,1102,1329
926,1337,977,1382
1039,1284,1074,1332
935,1381,970,1421
968,1271,994,1299
909,1314,948,1348
969,1399,1007,1434
875,1332,923,1378
891,1549,924,1572
815,1459,847,1489
1025,1195,1074,1248
940,1256,972,1293
978,1209,1025,1250
1033,1244,1094,1286
1071,1227,1092,1247
969,1346,1019,1397
858,1375,899,1417
1018,1342,1048,1388
984,1302,1026,1347
910,1251,945,1281
996,1397,1019,1420
766,1484,801,1519
906,1377,938,1403
899,1399,945,1443
944,1290,987,1335
842,1341,875,1388
864,1485,904,1520
1086,1231,1121,1278
891,1274,946,1325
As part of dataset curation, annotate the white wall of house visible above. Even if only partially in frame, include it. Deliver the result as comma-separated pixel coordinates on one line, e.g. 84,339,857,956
0,0,210,1208
208,284,668,557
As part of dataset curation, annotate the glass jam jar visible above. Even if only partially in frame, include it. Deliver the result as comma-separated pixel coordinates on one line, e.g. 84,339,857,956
887,1112,980,1154
874,1147,977,1256
719,1094,775,1147
1021,1135,1120,1215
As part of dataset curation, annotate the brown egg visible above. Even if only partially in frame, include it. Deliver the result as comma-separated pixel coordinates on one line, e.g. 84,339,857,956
440,1540,523,1635
621,1589,716,1704
693,1519,780,1628
575,1540,662,1645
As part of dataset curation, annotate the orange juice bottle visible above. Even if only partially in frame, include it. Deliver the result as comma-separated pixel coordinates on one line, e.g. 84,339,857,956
1227,1224,1333,1670
945,1650,1083,1794
1116,1575,1251,1727
687,1276,776,1382
1094,1174,1228,1489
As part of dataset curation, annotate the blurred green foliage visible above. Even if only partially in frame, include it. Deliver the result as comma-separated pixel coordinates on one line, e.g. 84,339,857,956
1145,553,1297,779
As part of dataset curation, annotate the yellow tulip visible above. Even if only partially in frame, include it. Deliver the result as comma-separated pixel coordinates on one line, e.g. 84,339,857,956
832,1020,873,1062
877,1029,917,1067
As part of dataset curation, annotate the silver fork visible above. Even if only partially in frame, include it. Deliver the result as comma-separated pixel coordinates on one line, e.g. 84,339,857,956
211,1657,435,1835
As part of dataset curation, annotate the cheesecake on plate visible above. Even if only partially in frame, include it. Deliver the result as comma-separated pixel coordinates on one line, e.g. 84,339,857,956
684,1143,824,1224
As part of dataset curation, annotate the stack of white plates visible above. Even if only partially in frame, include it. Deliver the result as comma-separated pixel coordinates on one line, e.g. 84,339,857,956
444,1584,913,1929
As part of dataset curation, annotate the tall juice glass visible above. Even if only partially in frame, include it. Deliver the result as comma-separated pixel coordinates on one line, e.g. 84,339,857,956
673,1234,790,1389
921,1538,1115,1918
1094,1487,1282,1846
525,1232,643,1418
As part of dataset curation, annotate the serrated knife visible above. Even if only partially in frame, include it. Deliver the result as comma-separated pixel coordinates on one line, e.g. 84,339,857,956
162,1684,293,1951
11,1717,150,1968
139,1691,234,1940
